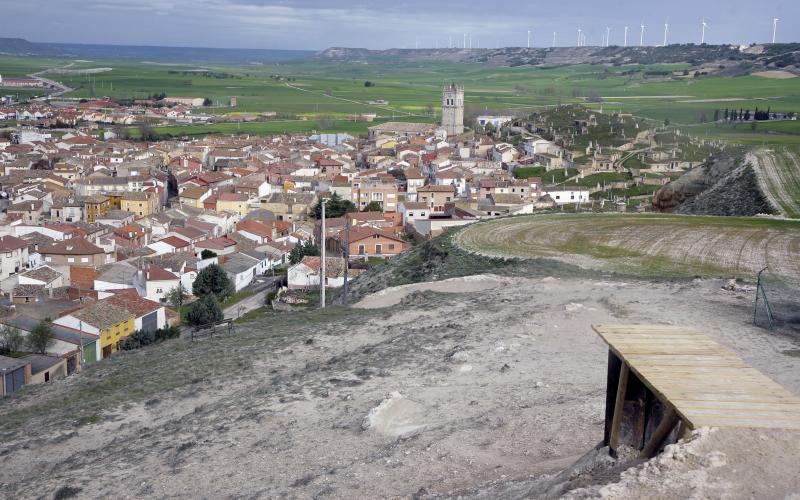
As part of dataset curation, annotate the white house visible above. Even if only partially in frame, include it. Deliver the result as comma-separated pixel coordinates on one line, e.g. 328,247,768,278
287,256,346,290
0,235,29,281
219,252,261,292
138,265,180,303
543,189,590,205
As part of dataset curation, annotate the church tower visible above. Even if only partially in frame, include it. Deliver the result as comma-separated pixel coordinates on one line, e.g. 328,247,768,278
441,83,464,136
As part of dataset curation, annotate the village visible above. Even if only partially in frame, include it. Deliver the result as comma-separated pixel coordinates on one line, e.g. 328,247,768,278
0,82,715,396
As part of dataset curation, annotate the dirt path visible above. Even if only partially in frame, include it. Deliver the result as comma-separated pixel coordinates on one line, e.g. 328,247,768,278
748,147,800,218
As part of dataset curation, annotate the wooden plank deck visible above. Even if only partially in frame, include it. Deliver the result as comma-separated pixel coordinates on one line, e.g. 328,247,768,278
594,324,800,431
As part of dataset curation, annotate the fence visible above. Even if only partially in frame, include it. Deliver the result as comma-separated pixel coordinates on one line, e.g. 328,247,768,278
190,319,235,342
753,268,800,333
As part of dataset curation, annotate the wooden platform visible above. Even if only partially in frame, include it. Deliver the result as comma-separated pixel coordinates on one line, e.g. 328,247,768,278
594,324,800,433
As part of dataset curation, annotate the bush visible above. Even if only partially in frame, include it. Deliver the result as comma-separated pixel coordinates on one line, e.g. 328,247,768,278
0,325,24,355
119,326,181,351
200,249,218,259
186,296,224,327
28,320,54,354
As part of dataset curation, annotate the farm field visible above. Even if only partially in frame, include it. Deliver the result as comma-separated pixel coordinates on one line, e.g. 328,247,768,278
3,54,800,131
748,147,800,218
455,214,800,284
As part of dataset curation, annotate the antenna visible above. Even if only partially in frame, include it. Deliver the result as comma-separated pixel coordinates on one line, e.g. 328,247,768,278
663,22,669,47
624,26,629,47
772,18,779,44
640,24,645,46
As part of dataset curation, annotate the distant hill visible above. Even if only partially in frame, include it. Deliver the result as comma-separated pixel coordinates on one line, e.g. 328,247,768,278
315,44,800,74
0,38,315,64
0,37,61,56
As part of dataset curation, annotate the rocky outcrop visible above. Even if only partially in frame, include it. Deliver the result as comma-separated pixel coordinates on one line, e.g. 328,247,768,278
653,153,775,216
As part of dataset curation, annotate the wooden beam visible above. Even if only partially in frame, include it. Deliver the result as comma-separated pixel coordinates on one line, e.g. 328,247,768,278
609,361,630,453
640,408,679,458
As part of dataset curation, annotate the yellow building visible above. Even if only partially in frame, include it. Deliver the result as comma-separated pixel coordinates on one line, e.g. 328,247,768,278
216,192,250,217
54,302,135,359
84,194,111,223
121,192,158,218
178,186,210,209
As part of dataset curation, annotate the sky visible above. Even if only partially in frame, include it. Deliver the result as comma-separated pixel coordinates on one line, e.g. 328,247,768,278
5,0,798,50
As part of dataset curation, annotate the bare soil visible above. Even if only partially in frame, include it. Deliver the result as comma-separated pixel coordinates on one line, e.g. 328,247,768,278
1,275,799,499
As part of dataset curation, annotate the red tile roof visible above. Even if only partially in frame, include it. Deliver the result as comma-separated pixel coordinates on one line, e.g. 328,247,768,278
0,235,28,252
159,236,191,248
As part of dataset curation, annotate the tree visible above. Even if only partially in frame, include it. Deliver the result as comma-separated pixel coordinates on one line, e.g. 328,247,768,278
364,81,375,87
311,193,356,219
713,109,720,122
200,249,218,259
724,108,729,121
28,320,54,355
388,168,406,182
289,240,320,265
0,325,24,355
165,283,189,310
362,201,383,212
192,264,233,300
744,109,751,121
185,296,223,327
203,97,213,106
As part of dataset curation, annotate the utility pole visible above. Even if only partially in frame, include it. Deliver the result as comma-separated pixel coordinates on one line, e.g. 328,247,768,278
320,199,326,308
342,215,350,305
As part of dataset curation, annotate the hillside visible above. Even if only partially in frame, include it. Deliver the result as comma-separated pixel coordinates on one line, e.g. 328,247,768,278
315,44,800,73
0,37,61,57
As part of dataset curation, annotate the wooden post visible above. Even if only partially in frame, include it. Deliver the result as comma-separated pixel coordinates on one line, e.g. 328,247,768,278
640,408,679,458
609,362,629,453
604,351,622,444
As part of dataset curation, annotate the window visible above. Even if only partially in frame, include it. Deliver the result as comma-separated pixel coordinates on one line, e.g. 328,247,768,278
358,245,366,255
67,257,75,263
81,257,89,263
46,257,52,262
388,244,395,250
375,244,382,254
421,212,426,217
156,288,163,294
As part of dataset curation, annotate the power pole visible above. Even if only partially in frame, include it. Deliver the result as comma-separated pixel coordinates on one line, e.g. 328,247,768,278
342,216,350,304
320,199,326,308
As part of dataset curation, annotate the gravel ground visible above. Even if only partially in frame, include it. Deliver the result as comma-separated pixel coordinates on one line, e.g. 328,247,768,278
1,274,799,499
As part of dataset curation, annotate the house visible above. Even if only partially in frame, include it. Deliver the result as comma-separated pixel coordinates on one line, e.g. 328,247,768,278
93,261,138,292
18,265,64,291
40,237,112,268
287,256,349,290
399,202,430,226
20,354,67,384
84,194,111,222
147,235,193,256
104,290,167,332
178,186,211,208
219,252,261,292
0,235,29,280
54,301,135,358
12,284,45,303
543,189,590,205
139,264,180,303
330,226,410,259
236,219,277,244
6,200,45,224
417,184,455,214
216,192,250,217
121,191,158,218
194,236,237,258
0,356,30,397
1,315,98,370
259,193,315,222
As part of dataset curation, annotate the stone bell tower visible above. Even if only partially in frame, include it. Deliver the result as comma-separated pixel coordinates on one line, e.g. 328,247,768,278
441,83,464,136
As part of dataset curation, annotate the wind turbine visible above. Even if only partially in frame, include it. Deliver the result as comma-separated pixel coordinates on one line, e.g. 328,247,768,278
640,24,646,46
624,26,629,47
606,27,611,47
701,19,709,44
577,28,583,47
772,18,779,43
528,30,531,48
553,31,556,48
662,22,669,47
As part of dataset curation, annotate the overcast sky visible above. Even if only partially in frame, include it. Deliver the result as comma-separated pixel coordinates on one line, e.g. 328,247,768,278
6,0,798,50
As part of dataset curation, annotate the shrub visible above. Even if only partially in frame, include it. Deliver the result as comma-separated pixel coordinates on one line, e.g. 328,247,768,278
28,320,54,354
186,296,224,327
0,325,24,354
120,326,181,351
